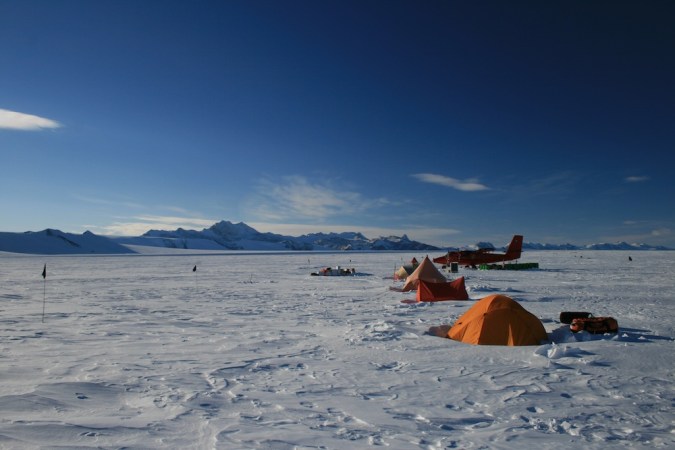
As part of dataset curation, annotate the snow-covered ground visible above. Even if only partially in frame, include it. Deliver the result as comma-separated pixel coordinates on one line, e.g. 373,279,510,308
0,250,673,449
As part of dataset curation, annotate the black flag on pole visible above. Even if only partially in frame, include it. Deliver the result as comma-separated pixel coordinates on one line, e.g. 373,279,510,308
41,264,47,322
193,265,197,272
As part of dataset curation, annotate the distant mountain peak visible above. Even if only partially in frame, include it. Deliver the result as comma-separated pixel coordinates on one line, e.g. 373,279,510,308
208,220,258,237
123,221,439,251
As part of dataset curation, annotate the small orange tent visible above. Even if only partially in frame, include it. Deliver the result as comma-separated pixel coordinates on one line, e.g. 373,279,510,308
448,294,547,346
417,277,469,301
401,256,447,291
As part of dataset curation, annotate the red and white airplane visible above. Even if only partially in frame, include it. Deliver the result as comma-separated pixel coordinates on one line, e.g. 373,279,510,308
433,235,523,268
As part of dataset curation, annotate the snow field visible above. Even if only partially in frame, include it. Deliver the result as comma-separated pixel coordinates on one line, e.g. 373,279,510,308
0,250,673,449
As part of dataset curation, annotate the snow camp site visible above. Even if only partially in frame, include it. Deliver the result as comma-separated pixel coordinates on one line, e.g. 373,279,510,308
0,250,673,449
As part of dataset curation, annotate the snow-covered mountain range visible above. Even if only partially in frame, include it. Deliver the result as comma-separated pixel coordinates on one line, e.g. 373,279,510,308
0,221,438,254
522,242,673,251
114,220,439,252
0,229,134,255
0,221,671,254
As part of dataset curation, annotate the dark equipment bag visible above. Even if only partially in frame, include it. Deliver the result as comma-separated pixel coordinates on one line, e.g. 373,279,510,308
560,311,593,324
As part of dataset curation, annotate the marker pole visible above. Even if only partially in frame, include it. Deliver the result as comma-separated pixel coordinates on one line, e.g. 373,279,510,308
41,264,47,323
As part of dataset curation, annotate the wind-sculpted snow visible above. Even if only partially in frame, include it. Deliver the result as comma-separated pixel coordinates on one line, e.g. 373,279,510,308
0,251,673,448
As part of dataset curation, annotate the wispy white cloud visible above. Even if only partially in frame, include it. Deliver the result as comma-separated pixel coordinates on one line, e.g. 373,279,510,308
242,176,461,246
248,176,389,222
135,215,218,229
248,222,459,247
650,227,672,237
600,221,674,247
0,108,61,130
73,194,144,209
74,195,210,219
93,215,218,236
507,171,581,199
625,176,650,183
411,173,489,191
249,222,396,237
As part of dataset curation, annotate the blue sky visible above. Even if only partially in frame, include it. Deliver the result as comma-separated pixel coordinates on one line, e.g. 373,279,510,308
2,0,674,248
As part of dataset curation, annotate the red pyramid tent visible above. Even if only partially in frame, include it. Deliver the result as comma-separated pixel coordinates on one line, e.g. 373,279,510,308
416,277,469,301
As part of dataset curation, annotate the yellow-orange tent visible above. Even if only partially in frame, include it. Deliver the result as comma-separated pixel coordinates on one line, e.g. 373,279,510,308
448,294,547,346
394,263,417,280
394,265,411,280
394,257,420,280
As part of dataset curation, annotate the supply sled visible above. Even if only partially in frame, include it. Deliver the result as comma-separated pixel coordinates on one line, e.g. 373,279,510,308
570,317,619,334
560,311,618,334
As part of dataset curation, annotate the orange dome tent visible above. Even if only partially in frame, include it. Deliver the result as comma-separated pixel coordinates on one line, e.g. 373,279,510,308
448,294,547,346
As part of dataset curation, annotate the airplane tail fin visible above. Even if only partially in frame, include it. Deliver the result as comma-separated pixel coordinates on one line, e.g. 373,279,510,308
505,235,523,259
